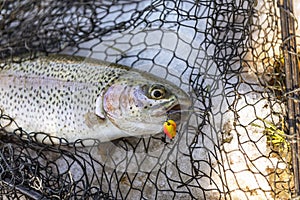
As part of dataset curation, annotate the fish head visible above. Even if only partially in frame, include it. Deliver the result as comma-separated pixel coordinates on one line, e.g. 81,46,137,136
102,71,191,137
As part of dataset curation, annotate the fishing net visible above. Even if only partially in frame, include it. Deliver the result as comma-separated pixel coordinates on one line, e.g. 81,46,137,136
0,0,299,199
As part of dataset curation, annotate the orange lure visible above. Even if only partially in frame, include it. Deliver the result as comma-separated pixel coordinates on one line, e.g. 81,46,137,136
163,119,177,139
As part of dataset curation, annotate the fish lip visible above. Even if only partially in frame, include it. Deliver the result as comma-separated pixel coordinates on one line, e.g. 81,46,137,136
166,104,181,113
150,96,191,121
166,98,191,123
166,104,181,122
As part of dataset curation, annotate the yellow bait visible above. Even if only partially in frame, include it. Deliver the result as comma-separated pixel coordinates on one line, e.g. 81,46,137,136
163,119,177,139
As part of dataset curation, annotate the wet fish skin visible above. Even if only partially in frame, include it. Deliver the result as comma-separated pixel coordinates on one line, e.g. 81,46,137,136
0,55,191,145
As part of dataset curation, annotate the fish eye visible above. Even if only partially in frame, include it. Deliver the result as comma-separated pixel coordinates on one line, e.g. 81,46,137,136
149,85,166,99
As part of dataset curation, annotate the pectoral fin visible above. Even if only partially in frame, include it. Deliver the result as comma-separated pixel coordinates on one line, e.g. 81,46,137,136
95,95,105,119
84,112,105,128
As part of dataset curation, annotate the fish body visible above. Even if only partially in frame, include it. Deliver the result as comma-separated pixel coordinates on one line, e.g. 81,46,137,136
0,55,190,144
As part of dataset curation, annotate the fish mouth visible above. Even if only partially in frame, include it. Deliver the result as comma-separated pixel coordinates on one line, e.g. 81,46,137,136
166,97,191,124
166,104,182,123
167,104,181,113
151,96,191,124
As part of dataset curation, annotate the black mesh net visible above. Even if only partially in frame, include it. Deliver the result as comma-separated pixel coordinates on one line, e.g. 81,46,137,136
0,0,299,199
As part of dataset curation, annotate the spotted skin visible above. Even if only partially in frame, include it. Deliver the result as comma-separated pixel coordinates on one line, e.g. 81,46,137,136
0,55,129,142
0,55,191,144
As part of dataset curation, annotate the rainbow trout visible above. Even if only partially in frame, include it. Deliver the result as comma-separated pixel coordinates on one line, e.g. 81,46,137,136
0,55,191,144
